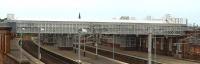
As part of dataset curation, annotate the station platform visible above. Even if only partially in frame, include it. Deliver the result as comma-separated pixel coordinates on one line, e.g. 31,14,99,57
33,41,127,64
88,44,200,64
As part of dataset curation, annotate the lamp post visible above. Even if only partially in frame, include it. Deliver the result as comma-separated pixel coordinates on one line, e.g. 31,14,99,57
95,34,98,58
148,28,152,64
77,28,87,63
83,34,86,57
148,27,163,64
112,34,115,59
20,27,25,64
154,36,157,62
38,27,44,60
78,33,81,63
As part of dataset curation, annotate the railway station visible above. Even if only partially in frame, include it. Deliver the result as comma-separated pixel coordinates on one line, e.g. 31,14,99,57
0,14,200,64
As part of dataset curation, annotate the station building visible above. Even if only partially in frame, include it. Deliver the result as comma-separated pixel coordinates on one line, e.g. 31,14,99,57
3,14,199,61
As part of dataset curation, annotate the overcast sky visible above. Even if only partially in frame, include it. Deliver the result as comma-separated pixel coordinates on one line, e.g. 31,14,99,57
0,0,199,25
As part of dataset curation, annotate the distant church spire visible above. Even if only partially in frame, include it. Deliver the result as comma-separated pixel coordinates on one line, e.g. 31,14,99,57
78,12,81,19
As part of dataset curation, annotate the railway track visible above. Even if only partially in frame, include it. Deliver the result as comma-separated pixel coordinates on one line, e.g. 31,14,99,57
20,40,160,64
21,40,78,64
83,45,161,64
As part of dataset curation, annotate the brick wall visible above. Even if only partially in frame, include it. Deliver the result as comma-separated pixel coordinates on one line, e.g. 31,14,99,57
0,27,12,64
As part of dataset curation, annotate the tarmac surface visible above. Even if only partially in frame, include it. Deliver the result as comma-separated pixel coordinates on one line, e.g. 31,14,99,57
91,44,200,64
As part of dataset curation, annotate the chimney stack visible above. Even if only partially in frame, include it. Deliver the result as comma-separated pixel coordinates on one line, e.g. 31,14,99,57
7,14,15,20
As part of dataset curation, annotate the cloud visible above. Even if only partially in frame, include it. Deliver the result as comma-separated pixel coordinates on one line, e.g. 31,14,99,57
0,0,199,24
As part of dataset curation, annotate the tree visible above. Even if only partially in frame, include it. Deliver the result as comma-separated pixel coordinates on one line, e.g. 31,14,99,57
0,18,7,22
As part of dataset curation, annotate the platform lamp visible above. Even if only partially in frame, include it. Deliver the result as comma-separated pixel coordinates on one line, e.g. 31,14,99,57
20,27,25,64
112,34,115,59
148,27,152,64
38,27,45,60
77,28,88,63
148,27,163,64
